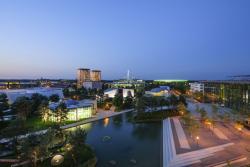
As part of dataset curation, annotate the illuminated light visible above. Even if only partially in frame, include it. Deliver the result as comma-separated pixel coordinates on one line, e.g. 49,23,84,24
51,154,64,166
65,144,72,151
234,123,243,132
104,117,109,127
196,136,200,140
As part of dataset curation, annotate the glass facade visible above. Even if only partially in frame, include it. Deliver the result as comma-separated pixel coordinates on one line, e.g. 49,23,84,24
49,106,94,122
204,82,250,110
67,107,93,121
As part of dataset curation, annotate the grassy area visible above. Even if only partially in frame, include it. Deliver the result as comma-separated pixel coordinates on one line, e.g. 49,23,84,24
38,145,96,167
0,143,96,167
0,117,90,138
133,109,180,123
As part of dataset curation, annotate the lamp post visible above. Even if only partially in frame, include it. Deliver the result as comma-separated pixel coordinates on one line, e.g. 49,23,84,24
196,136,200,147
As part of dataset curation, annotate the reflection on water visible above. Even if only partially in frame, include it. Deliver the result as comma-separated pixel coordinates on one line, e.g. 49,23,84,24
66,123,92,132
103,117,109,127
69,112,162,167
132,123,161,141
112,114,123,129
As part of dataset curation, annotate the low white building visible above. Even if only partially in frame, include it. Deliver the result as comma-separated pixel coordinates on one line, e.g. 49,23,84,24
189,82,204,93
49,99,97,121
0,87,64,104
104,88,134,98
145,86,170,97
104,88,118,98
123,89,135,97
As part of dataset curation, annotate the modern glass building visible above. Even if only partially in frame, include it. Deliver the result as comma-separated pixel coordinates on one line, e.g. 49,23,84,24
49,99,97,122
203,81,250,110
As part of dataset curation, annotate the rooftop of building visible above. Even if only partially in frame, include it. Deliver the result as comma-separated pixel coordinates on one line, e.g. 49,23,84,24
150,86,170,93
91,70,101,72
154,79,188,83
78,68,90,71
49,99,94,110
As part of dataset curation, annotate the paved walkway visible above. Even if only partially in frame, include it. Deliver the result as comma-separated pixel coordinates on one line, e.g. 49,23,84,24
0,109,134,144
211,127,229,140
163,118,234,167
172,118,191,149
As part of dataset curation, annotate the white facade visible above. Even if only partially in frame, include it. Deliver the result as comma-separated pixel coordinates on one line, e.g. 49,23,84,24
0,87,64,104
189,82,205,93
145,86,170,97
122,89,135,97
104,88,118,98
104,88,135,98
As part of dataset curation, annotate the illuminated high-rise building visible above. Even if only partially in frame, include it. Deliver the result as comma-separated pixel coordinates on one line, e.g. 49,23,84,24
77,68,91,88
91,70,101,81
77,68,102,89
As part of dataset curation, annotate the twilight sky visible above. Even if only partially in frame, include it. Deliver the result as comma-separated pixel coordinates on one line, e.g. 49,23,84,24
0,0,250,80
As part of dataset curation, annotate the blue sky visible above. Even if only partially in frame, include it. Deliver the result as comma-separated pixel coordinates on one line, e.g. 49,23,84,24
0,0,250,80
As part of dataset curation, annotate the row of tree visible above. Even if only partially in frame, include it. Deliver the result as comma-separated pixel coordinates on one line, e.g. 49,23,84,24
63,87,103,100
112,93,134,111
136,94,187,113
0,93,9,120
11,126,92,167
10,93,60,120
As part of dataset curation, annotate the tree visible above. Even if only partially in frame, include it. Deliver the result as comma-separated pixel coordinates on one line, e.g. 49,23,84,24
211,104,219,121
12,96,32,120
113,93,123,111
68,128,87,147
169,94,178,106
199,107,207,123
54,103,68,123
0,93,9,111
181,112,200,138
31,93,48,114
159,97,167,111
123,96,134,109
66,128,87,165
39,101,51,122
0,110,4,121
75,87,88,100
179,95,187,106
49,94,60,103
136,97,146,114
177,103,187,115
63,88,70,97
0,93,9,120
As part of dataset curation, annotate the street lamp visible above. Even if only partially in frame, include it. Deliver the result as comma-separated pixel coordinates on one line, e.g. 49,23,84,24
196,136,200,146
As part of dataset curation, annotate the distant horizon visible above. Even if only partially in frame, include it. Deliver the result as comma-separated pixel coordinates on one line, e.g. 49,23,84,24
0,73,243,81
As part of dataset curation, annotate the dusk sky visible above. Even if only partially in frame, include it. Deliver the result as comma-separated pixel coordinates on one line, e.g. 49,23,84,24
0,0,250,80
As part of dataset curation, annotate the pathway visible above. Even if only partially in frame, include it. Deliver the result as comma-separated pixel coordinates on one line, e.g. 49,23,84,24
211,127,229,140
163,118,234,167
172,117,191,149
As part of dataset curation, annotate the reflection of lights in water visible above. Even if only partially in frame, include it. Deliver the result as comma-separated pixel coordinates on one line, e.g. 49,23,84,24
78,123,92,131
51,154,64,166
66,123,92,132
104,118,109,127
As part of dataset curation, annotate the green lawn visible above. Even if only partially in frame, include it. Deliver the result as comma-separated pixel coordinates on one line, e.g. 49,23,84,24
0,117,89,138
25,117,81,131
134,109,180,122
